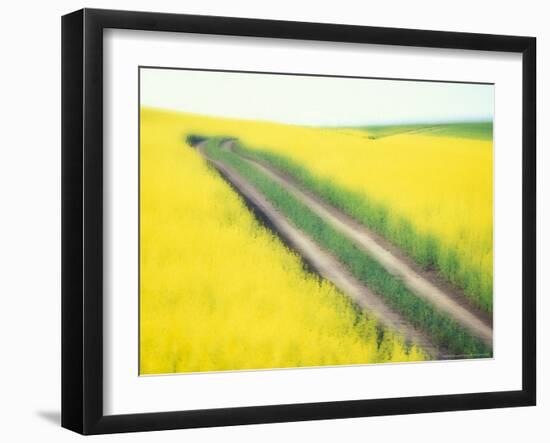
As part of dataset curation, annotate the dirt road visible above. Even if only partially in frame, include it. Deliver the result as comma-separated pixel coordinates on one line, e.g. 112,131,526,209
221,140,493,347
196,141,441,358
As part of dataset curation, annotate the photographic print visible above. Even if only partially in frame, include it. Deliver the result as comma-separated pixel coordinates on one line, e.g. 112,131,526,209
139,67,494,375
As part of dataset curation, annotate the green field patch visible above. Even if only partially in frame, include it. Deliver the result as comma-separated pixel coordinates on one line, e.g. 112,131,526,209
335,121,493,141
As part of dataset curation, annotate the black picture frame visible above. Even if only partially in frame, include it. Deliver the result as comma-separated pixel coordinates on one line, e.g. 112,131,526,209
61,8,537,435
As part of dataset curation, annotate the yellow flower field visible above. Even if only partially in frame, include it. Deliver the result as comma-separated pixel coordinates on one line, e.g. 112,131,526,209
140,108,424,374
144,108,493,311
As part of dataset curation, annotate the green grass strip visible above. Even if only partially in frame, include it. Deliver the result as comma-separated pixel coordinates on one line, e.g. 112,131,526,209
203,137,491,358
340,122,493,141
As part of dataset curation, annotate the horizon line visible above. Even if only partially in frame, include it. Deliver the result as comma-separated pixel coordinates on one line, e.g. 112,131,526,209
140,106,493,129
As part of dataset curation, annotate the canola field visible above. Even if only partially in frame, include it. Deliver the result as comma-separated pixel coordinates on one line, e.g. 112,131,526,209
150,109,493,312
140,108,425,375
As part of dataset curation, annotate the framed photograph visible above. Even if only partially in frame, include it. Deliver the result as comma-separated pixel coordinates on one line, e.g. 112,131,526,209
61,8,536,434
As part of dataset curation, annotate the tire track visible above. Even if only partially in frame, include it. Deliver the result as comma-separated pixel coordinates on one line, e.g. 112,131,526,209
195,141,442,359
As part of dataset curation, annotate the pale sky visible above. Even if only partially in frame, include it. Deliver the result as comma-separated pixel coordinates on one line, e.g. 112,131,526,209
140,67,494,126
